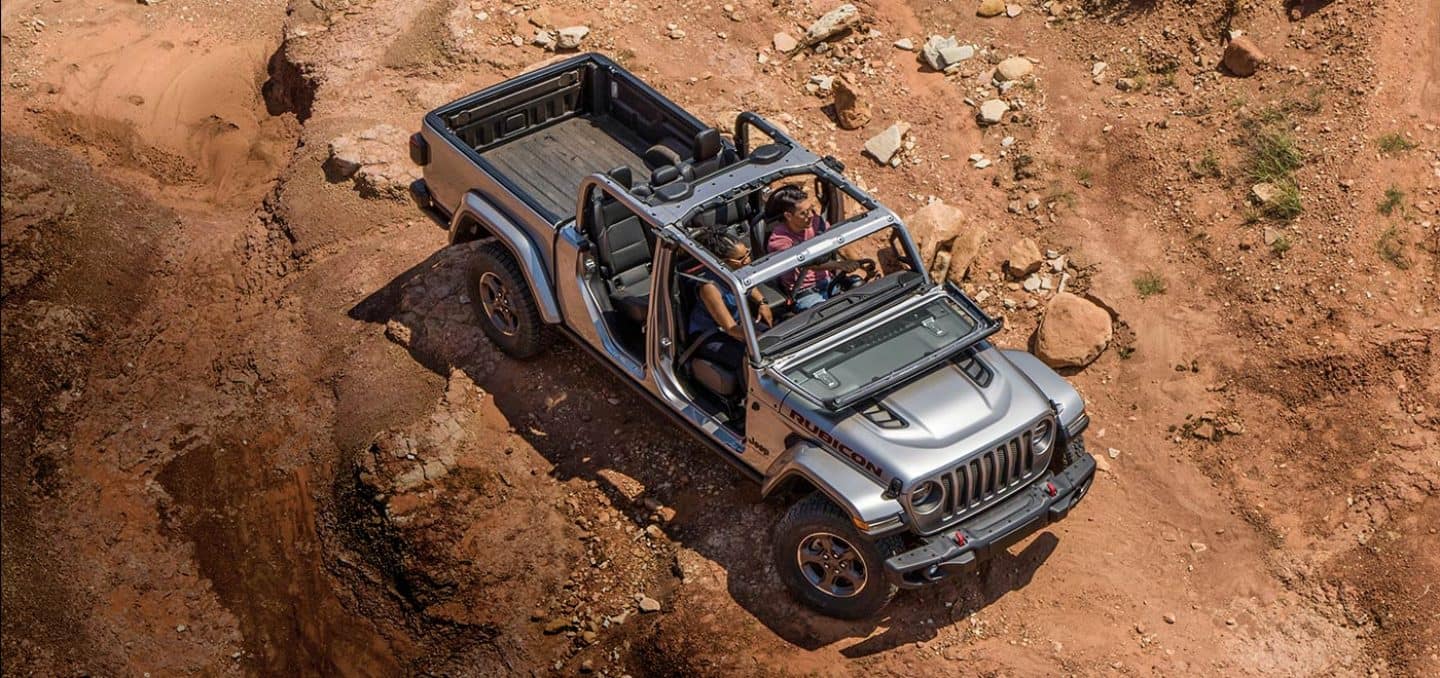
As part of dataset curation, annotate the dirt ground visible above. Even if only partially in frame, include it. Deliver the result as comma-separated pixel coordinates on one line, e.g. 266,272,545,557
2,0,1437,675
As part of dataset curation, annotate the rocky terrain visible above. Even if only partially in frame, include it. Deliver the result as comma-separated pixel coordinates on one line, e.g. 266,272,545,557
2,0,1436,675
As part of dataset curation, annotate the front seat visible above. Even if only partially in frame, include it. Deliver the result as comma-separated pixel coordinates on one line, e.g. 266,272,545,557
691,359,738,397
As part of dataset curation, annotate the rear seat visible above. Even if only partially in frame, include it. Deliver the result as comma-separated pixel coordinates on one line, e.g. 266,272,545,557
598,215,651,323
596,165,652,323
688,128,738,177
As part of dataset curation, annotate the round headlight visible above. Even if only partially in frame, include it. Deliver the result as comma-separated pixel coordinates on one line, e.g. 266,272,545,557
1031,419,1055,456
910,480,944,515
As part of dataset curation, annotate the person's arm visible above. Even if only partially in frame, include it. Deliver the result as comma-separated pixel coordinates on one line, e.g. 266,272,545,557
698,283,745,341
748,288,773,327
811,259,862,273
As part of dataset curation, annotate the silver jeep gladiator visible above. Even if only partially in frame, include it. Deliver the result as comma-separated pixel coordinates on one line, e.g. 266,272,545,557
409,53,1095,619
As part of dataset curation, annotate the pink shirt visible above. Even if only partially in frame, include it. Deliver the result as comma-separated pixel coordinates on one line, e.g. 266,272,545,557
768,218,831,293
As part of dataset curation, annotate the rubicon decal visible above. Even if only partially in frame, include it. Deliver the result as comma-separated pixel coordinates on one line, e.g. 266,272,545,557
786,409,883,478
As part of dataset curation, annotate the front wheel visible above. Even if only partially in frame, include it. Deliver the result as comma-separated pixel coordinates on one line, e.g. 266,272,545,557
774,493,901,619
469,243,544,359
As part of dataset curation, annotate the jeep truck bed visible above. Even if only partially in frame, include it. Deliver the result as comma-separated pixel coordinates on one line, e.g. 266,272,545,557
422,56,710,223
480,115,648,217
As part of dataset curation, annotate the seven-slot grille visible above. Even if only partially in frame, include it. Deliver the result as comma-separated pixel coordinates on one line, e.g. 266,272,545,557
936,424,1048,522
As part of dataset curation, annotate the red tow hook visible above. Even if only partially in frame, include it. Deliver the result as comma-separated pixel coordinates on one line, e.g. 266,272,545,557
1045,481,1058,497
953,531,967,546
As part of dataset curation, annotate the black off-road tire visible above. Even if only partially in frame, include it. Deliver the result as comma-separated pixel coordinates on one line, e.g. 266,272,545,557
469,242,544,359
774,493,902,620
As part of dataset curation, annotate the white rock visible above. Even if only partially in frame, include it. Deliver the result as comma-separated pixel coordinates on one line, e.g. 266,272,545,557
773,31,798,53
921,35,961,71
1092,61,1108,77
893,38,915,51
556,26,590,50
1006,4,1023,17
804,4,860,45
974,158,991,169
863,122,910,165
977,99,1009,125
995,56,1034,81
1252,182,1281,205
939,45,977,69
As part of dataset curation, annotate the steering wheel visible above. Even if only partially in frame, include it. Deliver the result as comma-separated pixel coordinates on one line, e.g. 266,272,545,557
825,259,877,297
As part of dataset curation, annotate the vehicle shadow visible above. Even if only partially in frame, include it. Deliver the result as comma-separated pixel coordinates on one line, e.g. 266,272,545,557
350,242,1060,654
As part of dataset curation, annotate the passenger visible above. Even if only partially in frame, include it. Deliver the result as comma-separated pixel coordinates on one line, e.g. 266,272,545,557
763,184,863,310
688,231,773,371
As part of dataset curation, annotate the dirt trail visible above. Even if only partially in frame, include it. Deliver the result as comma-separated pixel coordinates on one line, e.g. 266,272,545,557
3,0,1437,675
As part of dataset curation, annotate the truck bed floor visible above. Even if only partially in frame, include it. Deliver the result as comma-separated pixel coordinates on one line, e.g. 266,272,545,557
480,115,650,218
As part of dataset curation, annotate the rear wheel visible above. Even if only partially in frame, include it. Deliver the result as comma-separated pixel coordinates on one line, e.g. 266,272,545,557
469,243,544,359
774,493,901,619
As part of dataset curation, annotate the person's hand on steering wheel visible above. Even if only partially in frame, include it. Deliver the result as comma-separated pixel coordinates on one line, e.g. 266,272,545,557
825,258,878,296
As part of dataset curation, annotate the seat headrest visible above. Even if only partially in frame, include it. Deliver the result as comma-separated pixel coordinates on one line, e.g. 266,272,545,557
748,143,786,164
650,165,680,186
694,128,722,161
690,197,754,229
607,166,633,188
643,144,682,169
654,181,693,202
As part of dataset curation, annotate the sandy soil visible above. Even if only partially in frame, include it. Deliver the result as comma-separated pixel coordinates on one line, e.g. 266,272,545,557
2,0,1436,675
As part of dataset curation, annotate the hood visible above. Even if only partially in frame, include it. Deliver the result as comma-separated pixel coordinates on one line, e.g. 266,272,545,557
788,346,1054,485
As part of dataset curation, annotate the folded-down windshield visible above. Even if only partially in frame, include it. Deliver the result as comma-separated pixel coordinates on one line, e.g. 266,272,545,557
776,296,984,409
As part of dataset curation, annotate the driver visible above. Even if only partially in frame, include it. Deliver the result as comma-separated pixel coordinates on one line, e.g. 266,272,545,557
763,184,864,310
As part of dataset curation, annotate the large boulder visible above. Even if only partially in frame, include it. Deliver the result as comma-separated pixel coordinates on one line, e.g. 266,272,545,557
832,74,871,130
1222,35,1266,77
1006,237,1043,277
905,200,965,266
325,124,421,200
1035,292,1113,368
945,227,985,285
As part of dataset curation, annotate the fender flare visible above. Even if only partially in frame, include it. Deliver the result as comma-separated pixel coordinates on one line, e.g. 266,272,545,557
1000,349,1087,436
450,192,562,324
762,443,904,534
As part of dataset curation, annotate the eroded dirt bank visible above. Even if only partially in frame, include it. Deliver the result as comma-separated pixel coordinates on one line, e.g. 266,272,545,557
2,0,1437,675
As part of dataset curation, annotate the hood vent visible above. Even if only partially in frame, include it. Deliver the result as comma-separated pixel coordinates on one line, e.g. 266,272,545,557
860,401,908,429
956,354,992,387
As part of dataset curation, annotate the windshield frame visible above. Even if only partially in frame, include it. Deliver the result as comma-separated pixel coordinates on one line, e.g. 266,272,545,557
668,168,931,366
765,284,1002,411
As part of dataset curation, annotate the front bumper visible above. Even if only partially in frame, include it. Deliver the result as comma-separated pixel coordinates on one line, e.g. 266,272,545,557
883,449,1096,588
